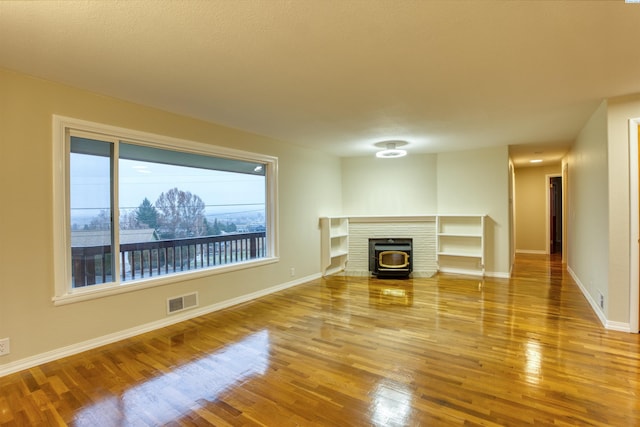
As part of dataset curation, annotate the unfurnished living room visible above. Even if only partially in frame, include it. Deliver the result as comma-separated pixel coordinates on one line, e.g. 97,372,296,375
1,1,640,425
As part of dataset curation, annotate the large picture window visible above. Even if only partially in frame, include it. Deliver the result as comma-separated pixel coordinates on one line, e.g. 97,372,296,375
53,116,278,304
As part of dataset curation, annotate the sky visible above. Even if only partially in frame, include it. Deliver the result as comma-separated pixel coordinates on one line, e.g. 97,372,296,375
70,154,265,222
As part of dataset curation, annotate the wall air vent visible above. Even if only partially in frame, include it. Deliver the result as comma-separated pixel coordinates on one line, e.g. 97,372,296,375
167,292,199,315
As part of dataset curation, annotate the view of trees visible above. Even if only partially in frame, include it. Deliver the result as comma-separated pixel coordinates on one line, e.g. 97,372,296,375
154,188,206,238
75,188,238,238
206,218,237,236
87,210,111,230
135,197,158,229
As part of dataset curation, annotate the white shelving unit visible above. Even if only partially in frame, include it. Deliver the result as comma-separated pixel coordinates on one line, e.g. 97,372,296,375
320,217,349,275
436,215,486,276
319,215,487,277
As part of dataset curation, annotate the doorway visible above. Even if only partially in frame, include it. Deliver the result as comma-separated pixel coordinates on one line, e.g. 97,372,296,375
549,176,562,254
546,174,563,255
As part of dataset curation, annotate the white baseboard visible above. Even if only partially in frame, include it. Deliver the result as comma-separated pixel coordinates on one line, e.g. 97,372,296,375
515,249,548,255
485,271,511,279
567,266,606,327
324,266,347,276
566,266,631,332
438,267,484,277
605,320,632,332
0,273,321,378
438,268,510,279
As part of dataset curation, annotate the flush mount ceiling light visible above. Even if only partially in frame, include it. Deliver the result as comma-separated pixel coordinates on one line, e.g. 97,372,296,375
529,151,543,164
375,140,408,158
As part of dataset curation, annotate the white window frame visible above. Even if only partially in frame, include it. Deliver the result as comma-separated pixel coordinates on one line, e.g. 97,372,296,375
52,115,279,306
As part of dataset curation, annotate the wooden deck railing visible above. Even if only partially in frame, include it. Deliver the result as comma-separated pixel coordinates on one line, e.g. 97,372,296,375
71,232,267,287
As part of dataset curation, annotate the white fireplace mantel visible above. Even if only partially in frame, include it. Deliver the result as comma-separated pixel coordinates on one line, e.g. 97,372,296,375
347,215,436,223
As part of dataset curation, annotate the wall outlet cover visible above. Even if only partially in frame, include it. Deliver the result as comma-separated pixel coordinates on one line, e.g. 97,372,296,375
0,338,10,356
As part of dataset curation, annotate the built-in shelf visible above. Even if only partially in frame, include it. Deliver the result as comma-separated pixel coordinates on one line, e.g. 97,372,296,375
437,251,483,257
436,215,485,276
320,215,486,277
330,249,349,257
320,217,349,275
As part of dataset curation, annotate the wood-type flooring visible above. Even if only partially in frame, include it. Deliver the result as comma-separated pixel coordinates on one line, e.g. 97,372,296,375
1,254,639,426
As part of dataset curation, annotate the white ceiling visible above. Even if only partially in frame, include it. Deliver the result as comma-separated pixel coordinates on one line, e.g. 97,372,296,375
2,1,640,166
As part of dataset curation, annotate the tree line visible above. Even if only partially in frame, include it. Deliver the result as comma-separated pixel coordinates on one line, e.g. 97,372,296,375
83,187,237,238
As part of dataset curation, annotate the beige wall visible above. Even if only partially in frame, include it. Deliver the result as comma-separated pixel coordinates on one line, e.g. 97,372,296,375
0,69,343,366
341,154,438,215
514,164,561,253
341,147,512,277
565,101,610,320
436,146,511,276
606,94,640,328
567,95,640,328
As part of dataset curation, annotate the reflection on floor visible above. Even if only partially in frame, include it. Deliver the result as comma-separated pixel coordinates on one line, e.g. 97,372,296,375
1,254,639,426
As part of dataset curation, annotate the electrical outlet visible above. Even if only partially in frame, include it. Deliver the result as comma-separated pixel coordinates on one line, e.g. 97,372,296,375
290,267,295,277
597,290,604,310
0,338,10,356
599,292,605,309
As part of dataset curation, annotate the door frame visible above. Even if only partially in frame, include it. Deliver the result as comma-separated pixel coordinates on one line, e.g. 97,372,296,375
629,117,640,333
545,174,562,255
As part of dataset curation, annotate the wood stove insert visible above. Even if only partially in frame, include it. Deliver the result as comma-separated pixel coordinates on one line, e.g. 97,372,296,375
369,238,413,278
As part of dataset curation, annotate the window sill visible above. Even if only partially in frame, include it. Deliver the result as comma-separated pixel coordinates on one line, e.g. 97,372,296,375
52,256,279,306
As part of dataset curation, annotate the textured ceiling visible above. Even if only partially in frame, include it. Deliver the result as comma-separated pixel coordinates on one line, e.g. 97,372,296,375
1,1,639,166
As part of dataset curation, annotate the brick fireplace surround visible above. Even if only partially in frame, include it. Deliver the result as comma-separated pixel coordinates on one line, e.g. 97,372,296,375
344,216,438,277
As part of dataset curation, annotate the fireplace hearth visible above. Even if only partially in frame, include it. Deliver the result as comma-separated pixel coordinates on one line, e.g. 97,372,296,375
369,238,413,278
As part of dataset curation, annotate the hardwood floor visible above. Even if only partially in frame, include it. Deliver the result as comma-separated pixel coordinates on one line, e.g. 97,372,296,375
1,254,639,426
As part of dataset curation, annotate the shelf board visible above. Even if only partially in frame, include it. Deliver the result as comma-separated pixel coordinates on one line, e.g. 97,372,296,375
331,250,349,258
330,232,349,238
437,233,482,238
437,251,482,258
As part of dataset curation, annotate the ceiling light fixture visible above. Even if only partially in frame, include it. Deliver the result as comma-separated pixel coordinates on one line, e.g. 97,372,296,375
529,159,543,164
375,141,408,158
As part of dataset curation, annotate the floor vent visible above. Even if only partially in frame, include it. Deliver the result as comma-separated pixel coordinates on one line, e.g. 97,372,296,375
167,292,199,315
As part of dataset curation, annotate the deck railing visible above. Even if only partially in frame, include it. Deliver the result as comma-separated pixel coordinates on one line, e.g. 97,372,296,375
71,232,267,287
